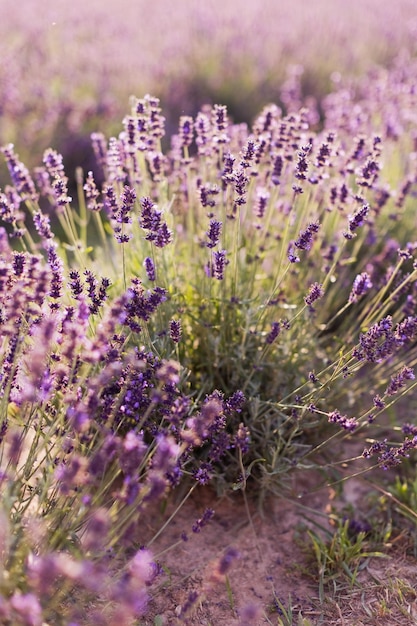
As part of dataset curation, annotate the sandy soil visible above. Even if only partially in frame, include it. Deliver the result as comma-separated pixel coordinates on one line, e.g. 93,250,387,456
142,464,417,626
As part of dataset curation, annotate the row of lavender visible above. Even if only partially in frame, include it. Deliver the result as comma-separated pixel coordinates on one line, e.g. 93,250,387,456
1,59,417,623
2,0,417,178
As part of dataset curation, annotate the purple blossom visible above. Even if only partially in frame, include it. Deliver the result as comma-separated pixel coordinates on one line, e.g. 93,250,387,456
385,366,415,396
193,462,213,485
83,171,102,212
139,197,172,247
52,175,72,210
205,219,222,248
295,143,311,180
124,278,167,331
304,282,324,309
271,154,283,185
266,322,281,344
199,182,220,208
144,257,155,281
178,116,194,147
240,138,258,167
192,507,215,533
373,394,386,409
1,144,38,201
215,547,240,577
328,410,358,432
294,222,320,251
209,249,228,280
91,131,107,171
169,319,182,343
234,167,249,201
253,188,270,218
10,592,42,626
224,390,246,414
32,211,53,240
195,112,212,155
353,316,395,362
394,316,417,345
346,203,369,236
348,272,373,303
233,423,250,454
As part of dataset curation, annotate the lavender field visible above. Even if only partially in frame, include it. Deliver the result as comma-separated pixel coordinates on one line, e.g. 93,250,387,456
2,1,417,624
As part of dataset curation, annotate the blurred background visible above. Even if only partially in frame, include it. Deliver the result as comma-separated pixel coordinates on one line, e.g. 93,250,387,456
1,0,417,183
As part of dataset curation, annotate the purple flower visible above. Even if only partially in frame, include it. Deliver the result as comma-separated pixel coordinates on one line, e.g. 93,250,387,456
373,394,386,409
33,211,54,240
83,171,102,212
195,112,212,155
349,272,373,303
224,390,246,414
91,131,107,171
253,188,270,218
118,186,136,223
192,507,215,533
346,203,369,235
10,592,42,626
328,410,358,432
385,366,415,396
169,319,182,343
294,222,320,251
266,322,281,344
153,223,172,248
233,423,250,454
69,270,84,298
304,282,324,309
139,197,172,247
211,249,228,280
271,154,283,185
353,316,395,362
144,257,155,281
178,116,194,147
206,219,222,248
216,547,240,576
193,462,213,485
295,143,311,180
240,138,258,167
199,183,220,208
394,316,417,345
52,175,72,210
1,144,38,201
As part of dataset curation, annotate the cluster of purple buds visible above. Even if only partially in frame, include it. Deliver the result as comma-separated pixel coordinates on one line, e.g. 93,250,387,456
295,143,311,180
169,319,182,343
265,322,281,344
328,410,358,432
253,187,270,219
83,171,102,212
113,185,136,243
348,272,373,303
143,257,156,281
1,144,38,201
139,197,172,248
304,282,324,310
344,203,369,239
384,366,415,396
178,116,194,148
294,221,320,251
205,219,222,248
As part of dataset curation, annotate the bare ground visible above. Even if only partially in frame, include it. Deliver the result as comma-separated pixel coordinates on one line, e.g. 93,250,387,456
142,464,417,626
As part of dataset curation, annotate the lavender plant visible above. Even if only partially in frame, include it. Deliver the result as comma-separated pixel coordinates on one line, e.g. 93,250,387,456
2,63,417,622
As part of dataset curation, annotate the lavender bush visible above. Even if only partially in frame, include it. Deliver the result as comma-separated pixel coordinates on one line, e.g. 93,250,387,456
2,56,417,622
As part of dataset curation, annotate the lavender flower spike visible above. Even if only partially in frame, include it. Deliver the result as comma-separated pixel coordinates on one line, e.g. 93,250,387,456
212,250,228,280
349,272,372,303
